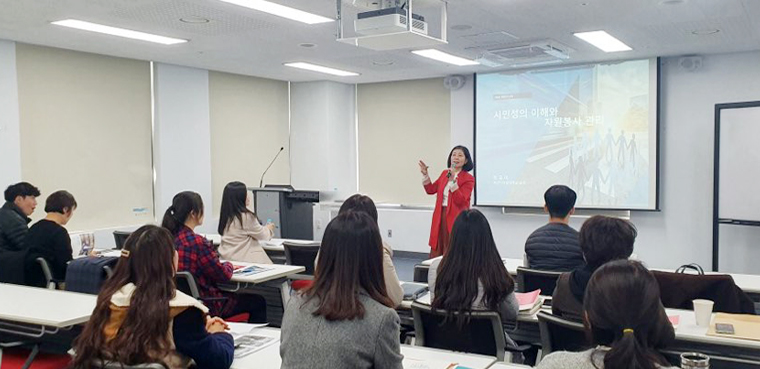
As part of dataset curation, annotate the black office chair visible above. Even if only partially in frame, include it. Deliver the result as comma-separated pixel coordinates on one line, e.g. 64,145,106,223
516,267,563,296
175,271,229,312
413,264,429,283
536,311,589,357
282,242,320,279
35,258,58,290
113,230,132,250
411,302,530,362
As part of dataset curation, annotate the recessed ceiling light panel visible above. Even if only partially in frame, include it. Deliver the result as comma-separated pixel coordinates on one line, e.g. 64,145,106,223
284,62,359,77
573,30,632,52
217,0,333,24
51,19,187,45
411,49,480,66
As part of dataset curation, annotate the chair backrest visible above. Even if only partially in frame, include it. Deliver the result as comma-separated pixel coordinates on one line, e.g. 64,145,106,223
536,311,589,356
175,271,200,299
516,267,563,296
35,257,55,289
91,359,168,369
413,264,429,283
282,242,320,276
411,302,506,361
113,231,133,250
653,271,755,314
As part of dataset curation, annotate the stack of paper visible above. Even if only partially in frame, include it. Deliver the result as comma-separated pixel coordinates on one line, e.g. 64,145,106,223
515,289,543,315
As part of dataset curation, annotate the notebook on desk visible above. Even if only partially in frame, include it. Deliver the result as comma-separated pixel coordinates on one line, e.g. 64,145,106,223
233,265,273,276
707,313,760,341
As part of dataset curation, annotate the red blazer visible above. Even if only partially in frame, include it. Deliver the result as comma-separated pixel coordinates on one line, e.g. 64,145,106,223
423,170,475,249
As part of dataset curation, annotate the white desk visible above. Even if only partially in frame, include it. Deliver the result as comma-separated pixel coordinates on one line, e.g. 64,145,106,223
0,284,97,369
0,283,96,328
223,262,305,290
203,234,319,253
421,257,524,275
489,363,532,369
230,324,497,369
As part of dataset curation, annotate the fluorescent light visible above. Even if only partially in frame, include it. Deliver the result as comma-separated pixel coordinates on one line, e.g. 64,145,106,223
411,49,480,66
217,0,333,24
51,19,187,45
284,62,359,77
573,30,632,52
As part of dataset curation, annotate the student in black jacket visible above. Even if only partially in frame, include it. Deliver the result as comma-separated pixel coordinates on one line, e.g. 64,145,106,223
25,190,77,288
0,182,40,251
524,185,585,271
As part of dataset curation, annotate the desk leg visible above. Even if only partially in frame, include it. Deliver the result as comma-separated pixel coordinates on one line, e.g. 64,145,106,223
21,344,39,369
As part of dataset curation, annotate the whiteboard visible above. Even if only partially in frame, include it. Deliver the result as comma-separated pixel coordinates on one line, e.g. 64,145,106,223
718,105,760,222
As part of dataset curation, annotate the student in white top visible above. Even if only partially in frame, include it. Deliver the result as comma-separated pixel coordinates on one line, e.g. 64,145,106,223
217,181,275,263
538,260,677,369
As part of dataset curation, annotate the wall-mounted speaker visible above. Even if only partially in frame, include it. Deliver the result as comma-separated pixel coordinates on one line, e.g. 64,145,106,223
678,56,703,72
443,75,466,90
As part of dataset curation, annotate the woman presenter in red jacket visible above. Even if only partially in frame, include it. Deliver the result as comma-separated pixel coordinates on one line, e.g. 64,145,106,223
419,145,475,257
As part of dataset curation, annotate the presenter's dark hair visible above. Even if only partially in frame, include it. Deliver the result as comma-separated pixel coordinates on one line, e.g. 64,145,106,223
162,191,204,235
218,181,253,235
71,225,177,369
584,260,674,369
544,185,577,218
432,209,514,325
4,182,40,202
580,215,636,269
44,190,77,214
447,145,474,172
338,194,378,223
304,211,392,320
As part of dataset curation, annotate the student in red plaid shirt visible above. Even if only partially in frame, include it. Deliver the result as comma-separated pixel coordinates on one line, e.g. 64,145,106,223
162,191,267,323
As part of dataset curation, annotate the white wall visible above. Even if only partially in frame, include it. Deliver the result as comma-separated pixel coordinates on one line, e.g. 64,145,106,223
0,40,21,189
153,63,214,230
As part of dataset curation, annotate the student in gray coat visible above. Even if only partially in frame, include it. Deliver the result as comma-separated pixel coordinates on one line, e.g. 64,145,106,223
280,211,403,369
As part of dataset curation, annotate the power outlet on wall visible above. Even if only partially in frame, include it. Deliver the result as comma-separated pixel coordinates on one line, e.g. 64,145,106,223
387,229,392,238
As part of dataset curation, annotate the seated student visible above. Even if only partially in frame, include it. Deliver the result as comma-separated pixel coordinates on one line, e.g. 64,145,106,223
0,182,40,251
24,190,77,288
538,260,676,369
280,211,403,369
70,225,234,369
525,185,585,271
552,215,636,321
332,194,404,307
428,209,519,327
217,181,275,264
162,191,267,323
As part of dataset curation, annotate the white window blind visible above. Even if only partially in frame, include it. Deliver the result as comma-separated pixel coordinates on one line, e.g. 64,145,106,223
16,44,153,231
209,71,290,216
357,78,451,206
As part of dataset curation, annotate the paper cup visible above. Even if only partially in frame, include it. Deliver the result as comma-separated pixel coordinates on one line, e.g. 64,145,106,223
693,299,714,327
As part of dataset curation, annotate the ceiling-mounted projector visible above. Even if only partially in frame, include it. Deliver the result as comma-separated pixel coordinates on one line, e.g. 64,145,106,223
355,7,428,35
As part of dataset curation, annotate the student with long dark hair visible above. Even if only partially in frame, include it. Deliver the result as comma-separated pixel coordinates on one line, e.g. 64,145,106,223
162,191,266,322
70,225,234,369
217,181,274,263
280,211,403,368
429,209,518,326
336,194,404,307
538,260,676,369
419,145,475,257
552,215,637,321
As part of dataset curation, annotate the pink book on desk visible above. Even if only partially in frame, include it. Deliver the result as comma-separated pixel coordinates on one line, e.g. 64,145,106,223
669,315,680,329
515,289,542,311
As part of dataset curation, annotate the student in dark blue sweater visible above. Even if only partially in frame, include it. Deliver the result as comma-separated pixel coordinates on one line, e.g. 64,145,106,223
71,225,234,369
